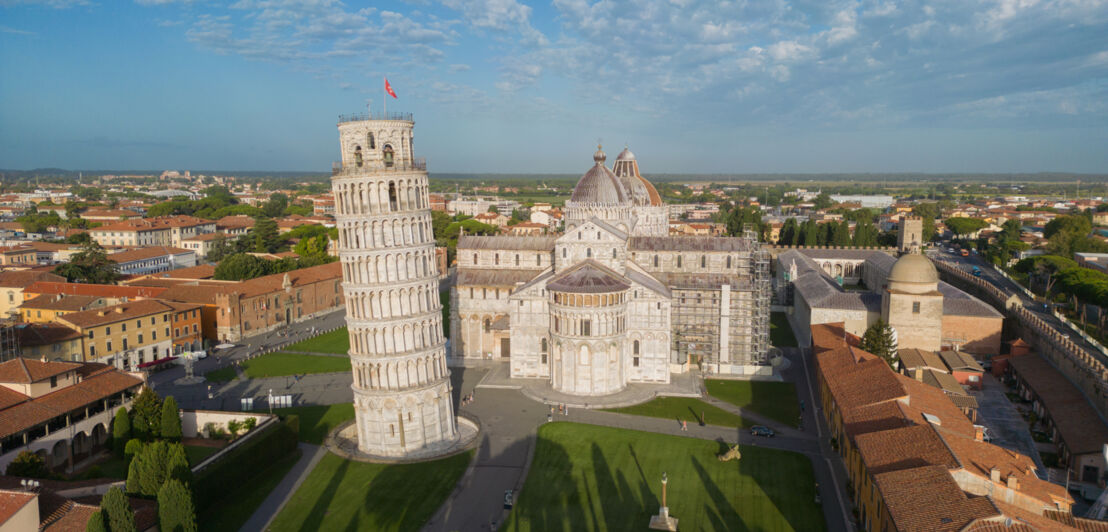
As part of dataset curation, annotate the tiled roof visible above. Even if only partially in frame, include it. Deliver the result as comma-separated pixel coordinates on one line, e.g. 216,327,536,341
456,268,544,287
939,350,985,372
156,262,342,304
939,283,1004,318
854,424,960,474
627,236,759,252
0,358,80,384
873,465,1001,532
457,235,558,251
91,215,213,233
796,248,892,260
922,369,966,395
0,367,142,440
0,490,37,524
19,294,103,312
0,270,65,288
39,501,99,532
57,299,173,329
23,281,168,299
216,215,256,229
14,323,83,347
898,348,947,372
182,231,228,242
108,246,193,263
155,264,216,279
1009,354,1108,455
0,386,29,410
80,209,139,218
547,260,631,293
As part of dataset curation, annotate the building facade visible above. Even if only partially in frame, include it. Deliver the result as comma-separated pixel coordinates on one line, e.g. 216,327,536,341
452,147,773,393
331,112,458,457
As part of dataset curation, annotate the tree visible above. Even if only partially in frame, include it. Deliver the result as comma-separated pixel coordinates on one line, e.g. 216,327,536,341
860,319,898,368
1045,214,1092,239
779,218,798,246
112,408,131,457
138,441,170,497
252,218,282,253
214,253,272,281
813,193,834,210
124,439,143,464
130,387,162,441
157,479,198,532
101,487,136,532
912,202,941,241
165,443,191,484
5,450,48,478
54,242,121,284
160,397,182,442
853,220,879,247
831,220,852,246
261,193,289,218
66,231,92,245
944,217,988,237
86,510,108,532
125,450,144,494
292,235,329,261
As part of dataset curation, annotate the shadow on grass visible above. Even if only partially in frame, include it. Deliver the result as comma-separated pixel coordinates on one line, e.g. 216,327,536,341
691,455,747,531
301,458,350,532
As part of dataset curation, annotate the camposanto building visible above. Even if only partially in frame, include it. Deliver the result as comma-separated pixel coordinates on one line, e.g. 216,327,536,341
451,147,773,395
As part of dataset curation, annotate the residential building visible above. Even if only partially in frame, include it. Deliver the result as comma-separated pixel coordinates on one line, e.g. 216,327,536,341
506,222,548,236
89,216,216,247
57,300,181,368
79,209,141,222
21,282,167,302
18,294,112,324
215,215,255,236
108,246,197,276
0,271,66,320
13,322,84,362
473,212,508,228
180,232,228,260
0,358,143,473
0,246,38,266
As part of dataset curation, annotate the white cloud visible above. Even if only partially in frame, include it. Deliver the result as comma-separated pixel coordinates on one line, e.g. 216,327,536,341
441,0,547,45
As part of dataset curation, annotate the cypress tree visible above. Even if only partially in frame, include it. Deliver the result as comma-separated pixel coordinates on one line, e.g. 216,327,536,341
160,397,182,442
139,441,169,497
166,443,192,485
101,487,136,532
861,319,899,368
86,510,107,532
157,479,198,532
112,408,131,457
130,388,162,441
125,445,145,495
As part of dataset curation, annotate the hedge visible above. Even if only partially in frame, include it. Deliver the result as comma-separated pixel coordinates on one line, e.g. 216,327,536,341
192,416,299,511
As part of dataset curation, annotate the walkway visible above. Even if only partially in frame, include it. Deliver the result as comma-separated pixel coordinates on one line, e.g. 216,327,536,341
239,442,327,532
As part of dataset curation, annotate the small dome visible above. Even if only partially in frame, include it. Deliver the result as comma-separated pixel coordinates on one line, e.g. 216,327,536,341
888,254,939,285
616,147,635,161
593,145,607,164
571,148,627,205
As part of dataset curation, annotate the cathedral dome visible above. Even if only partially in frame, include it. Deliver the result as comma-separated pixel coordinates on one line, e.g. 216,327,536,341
570,146,627,205
887,253,939,293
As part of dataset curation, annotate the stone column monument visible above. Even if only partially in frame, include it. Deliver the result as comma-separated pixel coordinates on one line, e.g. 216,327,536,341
331,111,459,457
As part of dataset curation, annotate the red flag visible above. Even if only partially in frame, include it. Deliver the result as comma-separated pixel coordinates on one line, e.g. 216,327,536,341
385,77,397,99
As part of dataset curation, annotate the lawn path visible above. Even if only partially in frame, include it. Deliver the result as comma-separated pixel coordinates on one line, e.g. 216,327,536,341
239,442,326,532
277,350,349,358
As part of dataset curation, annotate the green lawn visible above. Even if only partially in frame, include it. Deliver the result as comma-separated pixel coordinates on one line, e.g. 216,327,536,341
504,423,824,531
199,449,302,532
240,352,351,379
705,380,801,427
286,327,350,354
203,366,238,383
604,397,753,428
184,444,221,466
268,450,472,532
770,312,798,348
267,403,356,445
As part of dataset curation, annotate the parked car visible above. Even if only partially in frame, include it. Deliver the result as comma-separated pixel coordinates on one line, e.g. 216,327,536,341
750,425,775,437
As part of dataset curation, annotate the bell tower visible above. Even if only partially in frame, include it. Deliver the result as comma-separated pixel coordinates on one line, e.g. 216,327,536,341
331,111,459,457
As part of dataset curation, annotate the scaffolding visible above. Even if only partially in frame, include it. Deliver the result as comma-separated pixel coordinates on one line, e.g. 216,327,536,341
0,321,19,362
671,231,773,372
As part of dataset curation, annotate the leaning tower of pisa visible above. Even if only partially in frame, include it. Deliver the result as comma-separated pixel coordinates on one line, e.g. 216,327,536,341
331,111,458,457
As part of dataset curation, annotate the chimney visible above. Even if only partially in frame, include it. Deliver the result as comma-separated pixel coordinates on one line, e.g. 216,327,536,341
1007,475,1019,490
975,426,984,442
914,367,924,381
114,307,124,313
990,467,1001,483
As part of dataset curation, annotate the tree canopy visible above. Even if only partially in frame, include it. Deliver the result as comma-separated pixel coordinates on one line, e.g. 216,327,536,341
54,242,121,284
944,217,988,236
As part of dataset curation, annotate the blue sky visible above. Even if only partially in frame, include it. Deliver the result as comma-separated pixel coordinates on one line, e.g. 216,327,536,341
1,0,1106,174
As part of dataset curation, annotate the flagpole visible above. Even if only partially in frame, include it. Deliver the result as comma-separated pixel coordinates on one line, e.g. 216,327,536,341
383,76,387,117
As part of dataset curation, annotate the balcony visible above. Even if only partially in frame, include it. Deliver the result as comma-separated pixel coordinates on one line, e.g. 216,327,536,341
332,158,427,176
338,111,414,123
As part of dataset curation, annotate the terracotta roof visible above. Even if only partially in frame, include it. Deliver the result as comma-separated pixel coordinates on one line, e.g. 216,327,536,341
873,465,1001,532
215,215,255,229
547,260,631,294
22,282,167,299
939,350,984,373
182,232,228,242
15,323,83,347
1009,354,1108,455
156,262,342,304
896,375,978,438
0,489,36,525
855,424,959,475
811,322,862,353
0,386,29,411
0,270,65,289
898,348,947,372
0,358,80,384
57,299,173,329
90,215,213,233
39,501,99,532
80,209,139,218
155,264,216,279
19,294,104,312
0,367,142,439
109,246,193,264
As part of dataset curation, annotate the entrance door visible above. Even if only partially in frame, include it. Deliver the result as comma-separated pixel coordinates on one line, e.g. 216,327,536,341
285,308,291,325
500,338,511,358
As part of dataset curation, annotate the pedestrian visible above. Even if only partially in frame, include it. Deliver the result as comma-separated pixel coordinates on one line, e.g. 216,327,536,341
700,410,705,427
681,419,687,431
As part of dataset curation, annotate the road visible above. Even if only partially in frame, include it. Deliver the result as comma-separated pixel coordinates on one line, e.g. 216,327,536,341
929,248,1107,363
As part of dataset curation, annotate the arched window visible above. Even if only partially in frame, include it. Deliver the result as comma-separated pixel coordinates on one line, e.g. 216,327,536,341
541,338,548,353
612,249,617,259
633,340,640,355
597,231,601,239
653,255,659,267
484,318,491,332
677,256,683,268
473,253,478,264
578,232,582,240
368,132,376,149
587,248,592,258
727,256,732,268
562,248,567,258
383,144,394,167
701,255,707,268
495,254,500,265
388,182,398,211
354,146,363,168
515,254,520,266
537,255,542,266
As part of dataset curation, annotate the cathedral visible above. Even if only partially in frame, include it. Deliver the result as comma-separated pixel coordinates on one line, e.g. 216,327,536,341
451,147,773,396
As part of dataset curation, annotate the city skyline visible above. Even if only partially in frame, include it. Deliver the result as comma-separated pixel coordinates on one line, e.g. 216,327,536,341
2,0,1107,174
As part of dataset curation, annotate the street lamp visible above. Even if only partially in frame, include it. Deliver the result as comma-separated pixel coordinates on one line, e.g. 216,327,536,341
649,471,678,530
268,388,273,414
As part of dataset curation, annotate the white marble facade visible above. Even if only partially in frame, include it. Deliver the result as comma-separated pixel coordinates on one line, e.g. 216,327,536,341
332,114,458,457
452,148,773,395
